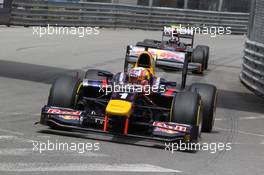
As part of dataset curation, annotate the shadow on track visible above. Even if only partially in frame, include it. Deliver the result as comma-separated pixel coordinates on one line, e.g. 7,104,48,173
217,89,264,113
0,60,84,84
0,60,263,113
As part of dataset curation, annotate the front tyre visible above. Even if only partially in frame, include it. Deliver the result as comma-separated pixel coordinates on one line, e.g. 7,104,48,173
48,76,80,108
189,83,217,132
170,92,203,142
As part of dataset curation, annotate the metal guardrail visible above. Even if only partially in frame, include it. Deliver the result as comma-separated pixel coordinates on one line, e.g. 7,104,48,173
240,39,264,97
0,0,10,25
8,0,249,34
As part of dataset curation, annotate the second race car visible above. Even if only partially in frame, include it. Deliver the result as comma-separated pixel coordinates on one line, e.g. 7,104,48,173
135,26,210,73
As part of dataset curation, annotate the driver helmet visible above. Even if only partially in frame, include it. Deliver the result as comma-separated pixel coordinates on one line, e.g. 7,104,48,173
169,30,180,44
128,67,151,85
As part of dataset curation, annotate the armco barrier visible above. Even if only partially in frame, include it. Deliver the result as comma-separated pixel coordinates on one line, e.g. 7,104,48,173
240,39,264,97
9,0,249,34
0,8,10,24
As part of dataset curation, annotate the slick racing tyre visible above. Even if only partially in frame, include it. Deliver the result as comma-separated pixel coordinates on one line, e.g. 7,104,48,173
48,76,80,108
189,83,217,132
170,91,203,142
192,47,206,73
196,45,210,70
47,76,81,130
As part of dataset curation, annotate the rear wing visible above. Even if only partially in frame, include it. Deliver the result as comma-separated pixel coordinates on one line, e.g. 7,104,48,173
125,45,198,89
128,45,185,62
126,45,201,71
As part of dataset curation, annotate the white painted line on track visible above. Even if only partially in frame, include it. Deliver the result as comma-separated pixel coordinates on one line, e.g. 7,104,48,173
0,111,40,117
0,135,109,157
216,127,264,137
0,134,36,143
230,142,242,145
0,163,182,173
0,135,16,139
215,115,264,121
0,148,109,157
0,112,24,116
0,128,24,136
0,148,32,156
239,116,264,120
230,142,264,145
236,130,264,138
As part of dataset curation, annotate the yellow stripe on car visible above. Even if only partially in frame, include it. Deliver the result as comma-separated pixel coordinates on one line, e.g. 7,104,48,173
196,99,202,126
106,100,133,116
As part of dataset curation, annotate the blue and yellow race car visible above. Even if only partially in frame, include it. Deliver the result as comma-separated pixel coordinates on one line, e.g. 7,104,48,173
39,48,217,146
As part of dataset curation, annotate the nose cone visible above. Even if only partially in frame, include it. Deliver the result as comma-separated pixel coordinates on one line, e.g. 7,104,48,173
106,100,132,116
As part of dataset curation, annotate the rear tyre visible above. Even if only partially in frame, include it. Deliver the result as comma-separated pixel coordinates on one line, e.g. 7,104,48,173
196,45,209,70
170,92,202,142
192,47,206,73
189,83,217,132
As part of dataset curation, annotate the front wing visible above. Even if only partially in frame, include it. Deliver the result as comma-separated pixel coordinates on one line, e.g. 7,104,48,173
39,106,198,145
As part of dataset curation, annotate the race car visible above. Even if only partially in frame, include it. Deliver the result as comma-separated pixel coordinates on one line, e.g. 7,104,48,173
39,49,217,147
135,26,210,73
